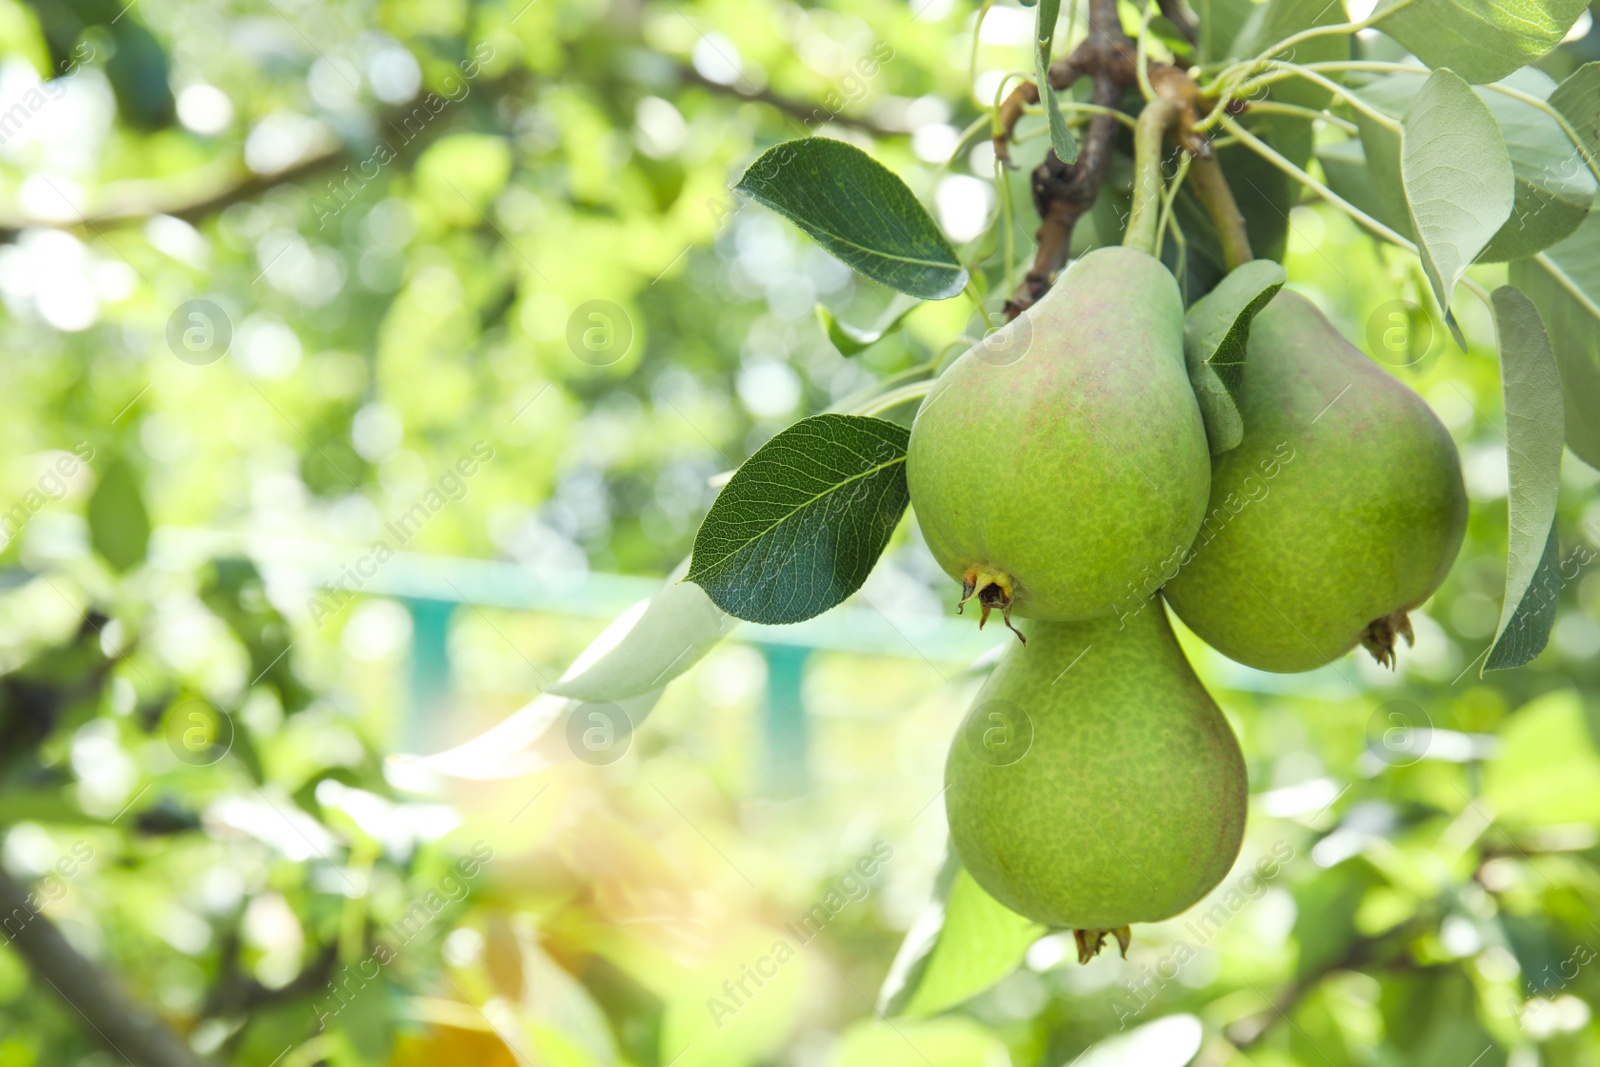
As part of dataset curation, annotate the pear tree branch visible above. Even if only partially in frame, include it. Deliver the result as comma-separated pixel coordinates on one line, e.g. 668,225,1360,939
0,865,213,1067
1002,0,1138,318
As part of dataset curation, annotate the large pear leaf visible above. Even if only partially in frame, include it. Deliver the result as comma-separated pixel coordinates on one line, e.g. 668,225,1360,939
1370,0,1589,84
879,857,1043,1017
1484,287,1564,672
87,456,151,573
1400,69,1515,345
687,414,910,625
734,139,967,300
1476,68,1597,262
1509,212,1600,469
1034,0,1078,165
547,558,735,701
1351,69,1596,262
1182,260,1286,455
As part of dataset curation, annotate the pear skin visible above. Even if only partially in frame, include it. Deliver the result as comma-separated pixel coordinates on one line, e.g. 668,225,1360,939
944,600,1246,939
907,247,1210,631
1163,291,1468,672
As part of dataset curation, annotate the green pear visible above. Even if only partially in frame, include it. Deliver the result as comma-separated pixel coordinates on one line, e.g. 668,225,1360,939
944,600,1246,956
907,247,1210,636
1162,291,1468,672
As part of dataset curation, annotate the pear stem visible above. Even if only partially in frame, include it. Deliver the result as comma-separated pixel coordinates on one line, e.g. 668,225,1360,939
1123,97,1181,257
1187,156,1253,270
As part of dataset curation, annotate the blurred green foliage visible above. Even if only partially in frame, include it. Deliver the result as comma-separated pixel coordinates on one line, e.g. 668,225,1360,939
0,0,1598,1065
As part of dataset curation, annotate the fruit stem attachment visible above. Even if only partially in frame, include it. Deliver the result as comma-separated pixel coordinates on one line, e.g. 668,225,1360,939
1123,97,1181,256
957,568,1026,644
1074,926,1133,964
1187,156,1253,270
1361,610,1415,669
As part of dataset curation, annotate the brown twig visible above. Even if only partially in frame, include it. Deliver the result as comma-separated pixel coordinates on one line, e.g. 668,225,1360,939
1002,0,1137,318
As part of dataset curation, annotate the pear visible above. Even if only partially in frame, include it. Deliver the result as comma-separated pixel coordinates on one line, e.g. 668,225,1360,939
944,600,1246,956
907,247,1210,635
1162,291,1467,672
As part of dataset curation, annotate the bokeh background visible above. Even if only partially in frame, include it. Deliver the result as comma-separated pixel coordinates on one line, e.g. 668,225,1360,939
1,0,1599,1064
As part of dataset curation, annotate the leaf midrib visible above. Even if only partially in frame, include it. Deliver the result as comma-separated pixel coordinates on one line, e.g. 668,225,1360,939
742,193,961,274
692,452,907,578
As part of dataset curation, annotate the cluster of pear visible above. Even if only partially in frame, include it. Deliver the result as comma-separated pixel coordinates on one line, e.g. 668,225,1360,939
907,247,1467,958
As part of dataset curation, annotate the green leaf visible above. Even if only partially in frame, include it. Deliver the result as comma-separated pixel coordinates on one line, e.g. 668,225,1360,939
1476,69,1596,261
1400,69,1515,346
1370,0,1589,84
1549,62,1600,163
1230,0,1350,108
734,139,968,300
883,864,1044,1017
1350,69,1596,261
1484,691,1600,825
547,558,735,701
828,1017,1009,1067
1034,0,1078,165
816,294,921,356
1508,212,1600,468
1182,260,1286,455
1318,139,1414,240
1484,286,1565,673
1194,0,1257,63
686,414,910,624
87,456,150,573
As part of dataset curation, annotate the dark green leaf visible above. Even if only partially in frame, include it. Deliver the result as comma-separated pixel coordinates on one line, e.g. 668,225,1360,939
816,294,921,356
1035,0,1078,165
734,139,967,300
1182,260,1286,455
686,414,910,624
1194,0,1257,63
1508,212,1600,468
1371,0,1589,83
87,457,150,573
1484,286,1565,672
1400,69,1515,345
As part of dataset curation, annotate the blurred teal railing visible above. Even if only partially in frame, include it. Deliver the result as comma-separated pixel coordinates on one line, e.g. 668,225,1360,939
154,528,1002,788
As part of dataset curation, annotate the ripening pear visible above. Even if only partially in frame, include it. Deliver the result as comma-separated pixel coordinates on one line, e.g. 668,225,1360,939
907,247,1209,636
944,600,1246,956
1163,291,1468,672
